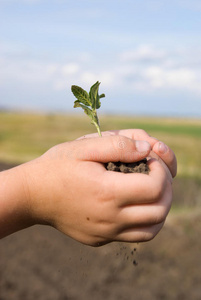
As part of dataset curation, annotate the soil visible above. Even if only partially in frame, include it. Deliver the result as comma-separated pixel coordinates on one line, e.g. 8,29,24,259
1,162,201,300
106,159,149,174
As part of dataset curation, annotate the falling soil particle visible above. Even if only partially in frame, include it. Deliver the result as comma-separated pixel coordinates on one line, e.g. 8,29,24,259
133,260,138,266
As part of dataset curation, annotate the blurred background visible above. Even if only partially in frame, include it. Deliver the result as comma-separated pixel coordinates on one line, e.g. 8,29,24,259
1,0,201,116
0,1,201,300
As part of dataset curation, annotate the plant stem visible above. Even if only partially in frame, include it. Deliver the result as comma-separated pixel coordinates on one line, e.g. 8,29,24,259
94,110,102,136
96,124,102,137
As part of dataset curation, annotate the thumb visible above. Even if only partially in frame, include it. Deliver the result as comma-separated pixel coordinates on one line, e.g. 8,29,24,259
152,141,177,178
76,135,151,163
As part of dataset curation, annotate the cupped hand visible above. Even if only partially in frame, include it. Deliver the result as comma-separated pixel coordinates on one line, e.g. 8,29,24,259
78,129,177,179
23,134,173,246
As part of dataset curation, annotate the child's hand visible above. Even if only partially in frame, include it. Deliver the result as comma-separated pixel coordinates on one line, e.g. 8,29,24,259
20,134,173,246
79,129,177,179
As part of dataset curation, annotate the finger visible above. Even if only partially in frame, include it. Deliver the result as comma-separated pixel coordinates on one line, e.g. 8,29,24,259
116,183,172,228
105,158,168,206
75,135,151,163
77,129,160,151
115,222,164,243
152,141,177,178
78,129,152,142
107,131,177,178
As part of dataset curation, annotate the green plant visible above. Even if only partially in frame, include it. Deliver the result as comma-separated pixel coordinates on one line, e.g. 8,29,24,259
71,81,105,136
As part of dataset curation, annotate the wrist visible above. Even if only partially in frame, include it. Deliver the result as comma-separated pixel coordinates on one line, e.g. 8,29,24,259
0,164,36,238
21,158,54,227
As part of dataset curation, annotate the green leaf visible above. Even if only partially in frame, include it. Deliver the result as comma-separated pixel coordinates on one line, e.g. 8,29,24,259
71,81,105,136
89,81,101,110
71,85,91,106
73,101,94,120
99,93,105,99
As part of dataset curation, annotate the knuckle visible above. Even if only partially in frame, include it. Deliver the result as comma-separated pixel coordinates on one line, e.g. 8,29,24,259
135,129,147,135
113,135,127,150
134,129,149,139
110,136,132,161
99,176,115,204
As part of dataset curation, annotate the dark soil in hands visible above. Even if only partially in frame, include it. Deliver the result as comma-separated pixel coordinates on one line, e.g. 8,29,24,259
106,158,149,174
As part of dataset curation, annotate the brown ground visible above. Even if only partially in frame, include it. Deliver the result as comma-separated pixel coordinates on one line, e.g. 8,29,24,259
1,162,201,300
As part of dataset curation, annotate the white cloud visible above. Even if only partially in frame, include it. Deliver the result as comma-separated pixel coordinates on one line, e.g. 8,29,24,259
120,45,167,62
62,63,80,76
116,45,201,95
143,67,199,90
1,43,201,112
46,64,59,76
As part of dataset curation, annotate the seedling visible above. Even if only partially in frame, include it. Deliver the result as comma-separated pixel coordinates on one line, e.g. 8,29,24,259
71,81,105,136
71,81,149,174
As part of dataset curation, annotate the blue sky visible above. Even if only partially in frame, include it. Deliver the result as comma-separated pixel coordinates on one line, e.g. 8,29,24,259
0,0,201,116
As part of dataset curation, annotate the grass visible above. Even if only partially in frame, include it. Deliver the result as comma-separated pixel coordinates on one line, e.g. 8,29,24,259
0,111,201,180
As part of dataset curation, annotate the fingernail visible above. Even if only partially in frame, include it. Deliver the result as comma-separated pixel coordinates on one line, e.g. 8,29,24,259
158,142,168,154
136,141,150,152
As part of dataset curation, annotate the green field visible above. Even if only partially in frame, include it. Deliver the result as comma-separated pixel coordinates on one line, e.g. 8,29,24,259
1,112,201,300
0,111,201,180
